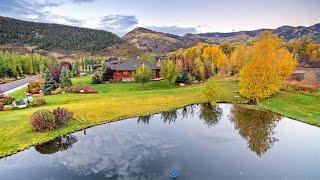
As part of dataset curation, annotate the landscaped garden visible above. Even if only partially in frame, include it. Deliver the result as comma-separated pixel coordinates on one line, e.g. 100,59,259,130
0,74,319,157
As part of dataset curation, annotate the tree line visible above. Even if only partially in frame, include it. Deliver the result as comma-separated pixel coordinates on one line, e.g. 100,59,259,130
0,51,57,78
168,31,297,103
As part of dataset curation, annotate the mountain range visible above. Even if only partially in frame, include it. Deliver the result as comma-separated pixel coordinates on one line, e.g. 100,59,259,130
0,16,319,59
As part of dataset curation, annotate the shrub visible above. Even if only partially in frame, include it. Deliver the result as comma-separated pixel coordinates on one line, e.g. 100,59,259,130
0,96,15,105
304,71,318,85
71,85,97,94
51,87,63,95
35,98,46,106
134,64,151,85
202,79,224,104
52,107,73,126
175,71,191,84
0,103,4,111
62,86,72,93
82,86,98,93
92,73,102,84
30,109,56,132
28,80,41,94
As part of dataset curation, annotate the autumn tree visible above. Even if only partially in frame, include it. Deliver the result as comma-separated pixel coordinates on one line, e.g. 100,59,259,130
202,45,228,74
202,78,224,104
239,31,297,102
227,45,251,75
160,60,180,83
286,37,320,66
219,41,235,57
134,64,151,85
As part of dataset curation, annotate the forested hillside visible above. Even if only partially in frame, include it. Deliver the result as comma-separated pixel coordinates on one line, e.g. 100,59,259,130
184,24,320,44
0,16,122,52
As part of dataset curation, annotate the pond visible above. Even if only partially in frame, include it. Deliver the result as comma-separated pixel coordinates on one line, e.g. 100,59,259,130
0,104,320,180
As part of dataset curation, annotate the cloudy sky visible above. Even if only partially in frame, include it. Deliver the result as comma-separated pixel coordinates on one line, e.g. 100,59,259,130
0,0,319,36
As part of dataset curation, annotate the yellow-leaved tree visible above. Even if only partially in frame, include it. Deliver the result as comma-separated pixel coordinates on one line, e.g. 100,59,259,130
239,31,297,102
227,44,251,75
202,45,228,72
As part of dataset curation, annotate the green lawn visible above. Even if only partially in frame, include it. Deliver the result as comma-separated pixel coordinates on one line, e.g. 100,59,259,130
0,76,319,157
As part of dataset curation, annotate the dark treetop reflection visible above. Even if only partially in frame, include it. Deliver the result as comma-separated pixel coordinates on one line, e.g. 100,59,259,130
230,106,281,157
1,104,320,180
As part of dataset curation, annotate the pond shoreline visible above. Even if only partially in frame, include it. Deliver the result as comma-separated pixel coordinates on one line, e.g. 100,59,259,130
0,101,318,159
1,78,319,159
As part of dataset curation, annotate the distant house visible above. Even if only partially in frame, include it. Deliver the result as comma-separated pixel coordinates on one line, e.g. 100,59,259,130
292,68,320,82
95,57,161,81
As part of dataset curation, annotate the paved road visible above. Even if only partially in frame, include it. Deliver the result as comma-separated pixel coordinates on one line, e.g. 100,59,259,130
0,74,42,93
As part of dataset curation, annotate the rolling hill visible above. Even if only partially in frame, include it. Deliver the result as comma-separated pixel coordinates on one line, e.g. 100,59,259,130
0,16,123,52
122,27,198,54
0,16,319,57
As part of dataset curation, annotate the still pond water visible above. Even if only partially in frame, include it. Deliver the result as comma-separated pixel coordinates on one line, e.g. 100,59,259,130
1,104,320,180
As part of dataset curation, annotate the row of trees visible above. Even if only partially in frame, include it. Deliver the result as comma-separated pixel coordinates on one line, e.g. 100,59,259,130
286,37,320,66
0,51,58,78
169,43,228,80
168,31,297,103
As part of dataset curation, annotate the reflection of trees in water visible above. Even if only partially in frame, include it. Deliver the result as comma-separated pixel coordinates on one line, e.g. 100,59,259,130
35,135,77,154
161,109,178,124
199,103,222,127
181,105,196,119
230,105,281,157
137,115,152,124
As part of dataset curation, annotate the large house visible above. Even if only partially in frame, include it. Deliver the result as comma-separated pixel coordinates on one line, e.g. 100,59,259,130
95,57,161,81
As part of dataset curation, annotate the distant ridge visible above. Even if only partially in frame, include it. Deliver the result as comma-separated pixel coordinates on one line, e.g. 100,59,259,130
0,16,319,56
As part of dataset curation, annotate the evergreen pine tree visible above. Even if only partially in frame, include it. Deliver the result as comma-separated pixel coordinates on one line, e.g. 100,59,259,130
42,69,55,95
59,67,73,88
101,63,113,81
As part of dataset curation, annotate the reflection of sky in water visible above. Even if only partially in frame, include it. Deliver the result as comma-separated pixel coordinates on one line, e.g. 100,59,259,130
1,104,320,180
49,125,178,179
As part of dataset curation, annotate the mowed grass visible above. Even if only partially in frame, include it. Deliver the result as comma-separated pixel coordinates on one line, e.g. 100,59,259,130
0,76,319,157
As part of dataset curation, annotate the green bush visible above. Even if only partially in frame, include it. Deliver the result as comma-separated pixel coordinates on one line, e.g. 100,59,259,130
202,79,224,104
175,71,190,84
134,64,151,85
160,60,180,84
92,73,102,84
30,109,56,132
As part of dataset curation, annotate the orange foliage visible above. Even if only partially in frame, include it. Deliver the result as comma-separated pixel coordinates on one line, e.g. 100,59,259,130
239,31,297,102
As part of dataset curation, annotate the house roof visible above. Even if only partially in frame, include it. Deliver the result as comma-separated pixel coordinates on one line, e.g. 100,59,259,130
106,59,160,71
